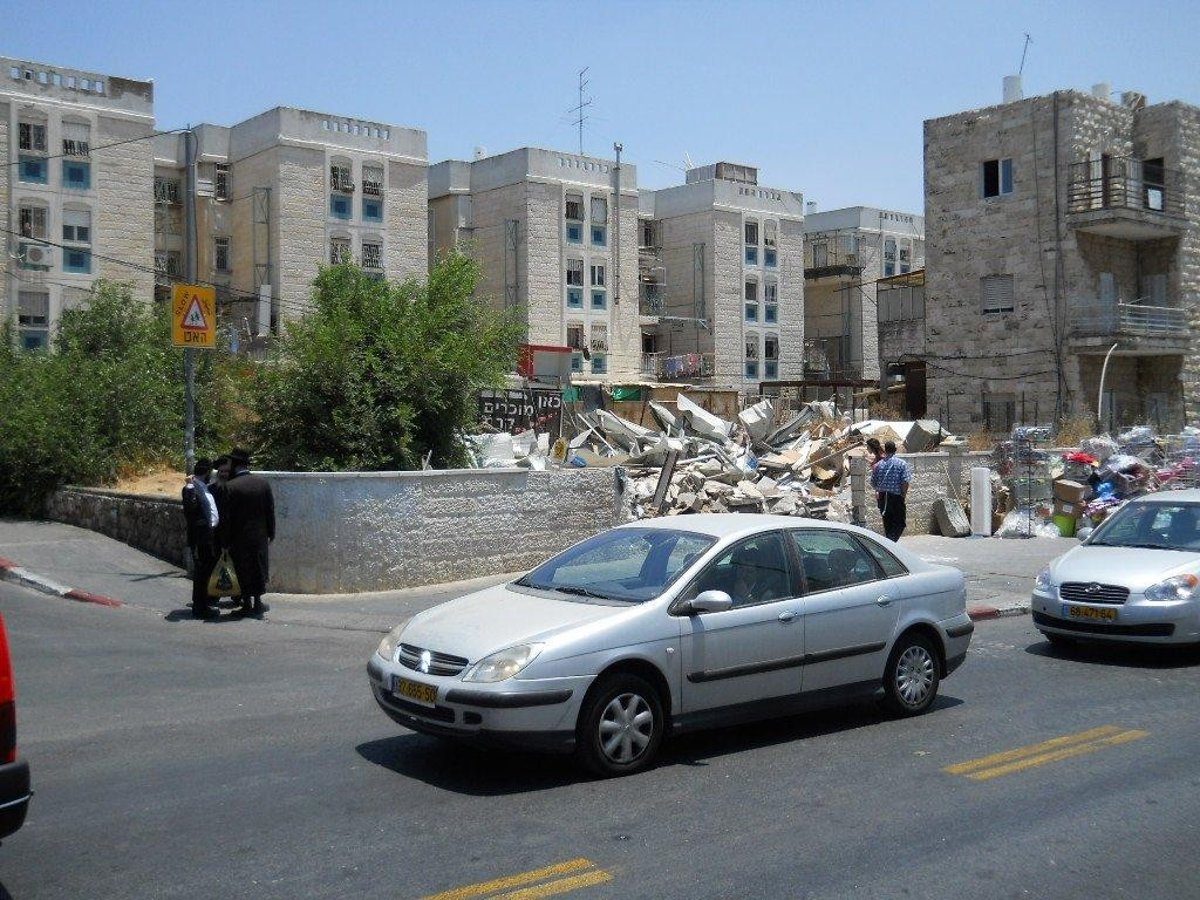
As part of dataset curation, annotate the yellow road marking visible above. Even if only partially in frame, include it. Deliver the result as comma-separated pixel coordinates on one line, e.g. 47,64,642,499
423,858,607,900
946,725,1150,781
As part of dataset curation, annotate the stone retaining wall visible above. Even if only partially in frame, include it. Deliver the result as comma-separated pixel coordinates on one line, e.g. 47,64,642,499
854,448,993,536
45,487,189,567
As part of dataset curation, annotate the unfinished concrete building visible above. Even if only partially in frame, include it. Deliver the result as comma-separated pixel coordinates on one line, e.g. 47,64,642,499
637,162,806,391
803,206,924,383
924,80,1198,434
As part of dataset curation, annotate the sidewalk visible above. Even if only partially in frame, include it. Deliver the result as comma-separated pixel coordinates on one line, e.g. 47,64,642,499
0,518,1068,630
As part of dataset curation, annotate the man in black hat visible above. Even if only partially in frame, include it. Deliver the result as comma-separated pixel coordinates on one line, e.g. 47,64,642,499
182,458,219,619
219,448,275,617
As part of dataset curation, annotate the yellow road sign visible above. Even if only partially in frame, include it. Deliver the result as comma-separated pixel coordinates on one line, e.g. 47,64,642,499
172,284,216,349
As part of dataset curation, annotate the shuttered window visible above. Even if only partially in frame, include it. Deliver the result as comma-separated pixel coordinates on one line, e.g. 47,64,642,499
980,274,1014,314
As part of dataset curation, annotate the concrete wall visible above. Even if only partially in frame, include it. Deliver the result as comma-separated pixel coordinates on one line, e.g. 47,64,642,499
857,448,993,536
46,468,625,594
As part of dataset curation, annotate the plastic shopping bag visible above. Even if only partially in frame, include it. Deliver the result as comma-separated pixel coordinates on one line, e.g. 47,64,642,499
207,549,241,598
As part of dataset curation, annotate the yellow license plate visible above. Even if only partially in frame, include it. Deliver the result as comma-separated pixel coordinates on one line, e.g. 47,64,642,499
393,676,438,706
1064,604,1117,622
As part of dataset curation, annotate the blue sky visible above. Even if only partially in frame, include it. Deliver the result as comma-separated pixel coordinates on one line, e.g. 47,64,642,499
6,0,1198,213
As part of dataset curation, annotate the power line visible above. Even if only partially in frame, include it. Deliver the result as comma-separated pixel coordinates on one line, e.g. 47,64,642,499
5,126,188,168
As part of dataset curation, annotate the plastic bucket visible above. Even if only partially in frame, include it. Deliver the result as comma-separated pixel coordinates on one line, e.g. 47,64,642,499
1051,513,1076,538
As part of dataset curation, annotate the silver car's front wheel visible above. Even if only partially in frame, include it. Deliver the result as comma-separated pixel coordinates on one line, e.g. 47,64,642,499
577,674,664,777
882,633,940,716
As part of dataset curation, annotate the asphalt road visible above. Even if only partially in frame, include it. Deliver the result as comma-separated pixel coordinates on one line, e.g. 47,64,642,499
3,578,1199,899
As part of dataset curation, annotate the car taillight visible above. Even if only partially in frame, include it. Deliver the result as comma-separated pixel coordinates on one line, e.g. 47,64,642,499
0,701,14,765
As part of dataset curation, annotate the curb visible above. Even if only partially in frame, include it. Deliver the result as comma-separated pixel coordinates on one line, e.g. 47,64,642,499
968,603,1029,622
0,558,123,608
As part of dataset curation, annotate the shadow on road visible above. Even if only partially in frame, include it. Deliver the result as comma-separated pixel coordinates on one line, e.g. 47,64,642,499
357,695,964,792
1026,639,1200,669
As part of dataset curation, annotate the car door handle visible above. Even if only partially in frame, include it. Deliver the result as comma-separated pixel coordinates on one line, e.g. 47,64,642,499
778,611,798,623
876,595,893,607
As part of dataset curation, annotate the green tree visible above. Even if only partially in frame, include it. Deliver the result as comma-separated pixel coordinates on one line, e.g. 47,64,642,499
253,252,522,471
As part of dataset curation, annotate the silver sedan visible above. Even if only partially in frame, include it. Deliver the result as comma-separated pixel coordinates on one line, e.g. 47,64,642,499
368,514,972,776
1032,489,1200,646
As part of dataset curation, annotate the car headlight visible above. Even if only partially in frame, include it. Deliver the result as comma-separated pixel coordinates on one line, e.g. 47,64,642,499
462,644,544,683
376,625,406,662
1034,566,1055,595
1144,574,1200,602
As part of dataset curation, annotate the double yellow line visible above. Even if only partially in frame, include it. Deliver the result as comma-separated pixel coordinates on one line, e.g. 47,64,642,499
424,857,612,900
945,725,1149,781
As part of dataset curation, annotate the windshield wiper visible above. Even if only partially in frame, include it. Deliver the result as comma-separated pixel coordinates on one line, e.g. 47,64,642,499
554,585,610,600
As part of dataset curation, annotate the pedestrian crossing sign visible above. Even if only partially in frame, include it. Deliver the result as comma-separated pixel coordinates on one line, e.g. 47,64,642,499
172,284,216,349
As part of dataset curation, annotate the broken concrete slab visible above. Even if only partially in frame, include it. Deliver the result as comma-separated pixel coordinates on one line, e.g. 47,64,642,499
933,497,972,537
676,393,733,442
738,398,775,443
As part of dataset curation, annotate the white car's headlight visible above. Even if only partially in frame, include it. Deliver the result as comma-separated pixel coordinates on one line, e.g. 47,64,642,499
462,644,544,683
1034,566,1055,595
1144,574,1200,602
376,625,406,662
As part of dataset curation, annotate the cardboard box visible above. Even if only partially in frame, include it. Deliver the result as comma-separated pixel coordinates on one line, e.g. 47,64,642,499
1052,479,1089,504
1053,499,1080,518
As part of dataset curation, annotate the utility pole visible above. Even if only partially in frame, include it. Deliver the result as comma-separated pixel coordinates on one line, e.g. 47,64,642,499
571,68,592,156
183,126,198,474
613,143,622,307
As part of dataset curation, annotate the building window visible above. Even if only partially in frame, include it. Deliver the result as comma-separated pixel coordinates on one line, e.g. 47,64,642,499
884,237,897,277
745,360,759,379
591,354,608,374
361,165,383,197
764,302,778,324
63,248,92,274
899,245,910,274
567,288,583,309
592,225,607,246
18,205,47,240
566,222,583,244
214,237,231,273
63,160,91,190
62,208,91,244
330,195,352,220
18,291,49,350
156,250,182,277
744,279,758,321
982,158,1014,198
62,121,90,157
567,323,585,352
591,290,607,310
641,219,660,249
361,241,382,270
591,263,606,288
330,164,354,193
18,122,47,152
330,237,351,264
566,258,584,287
570,354,584,373
214,164,230,200
590,323,608,353
362,198,383,222
19,157,47,184
565,193,584,221
764,221,777,267
980,274,1015,314
745,219,759,265
155,177,181,204
591,196,607,246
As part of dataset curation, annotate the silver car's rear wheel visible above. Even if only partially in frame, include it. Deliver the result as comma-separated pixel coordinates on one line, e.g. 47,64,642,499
577,674,663,777
882,633,940,716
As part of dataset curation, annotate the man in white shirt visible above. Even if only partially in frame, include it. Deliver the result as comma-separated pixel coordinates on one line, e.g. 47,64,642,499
182,458,220,619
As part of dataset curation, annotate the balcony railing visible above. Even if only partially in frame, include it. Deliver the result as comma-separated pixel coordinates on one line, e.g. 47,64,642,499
641,352,715,380
804,229,864,277
1067,156,1185,218
639,283,665,315
1070,299,1189,337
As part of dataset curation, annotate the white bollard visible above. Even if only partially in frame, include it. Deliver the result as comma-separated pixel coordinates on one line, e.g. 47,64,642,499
971,467,993,536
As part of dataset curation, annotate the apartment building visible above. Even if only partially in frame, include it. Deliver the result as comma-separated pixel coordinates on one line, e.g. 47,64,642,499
429,147,640,379
638,162,806,390
2,56,155,348
154,107,427,337
925,80,1200,433
803,206,924,382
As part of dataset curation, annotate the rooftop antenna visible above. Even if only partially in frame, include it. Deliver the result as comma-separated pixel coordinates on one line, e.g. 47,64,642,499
570,67,593,155
1018,33,1033,76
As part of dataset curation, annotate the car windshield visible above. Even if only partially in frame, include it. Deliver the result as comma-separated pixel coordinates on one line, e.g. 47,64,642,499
1087,501,1200,551
515,528,716,603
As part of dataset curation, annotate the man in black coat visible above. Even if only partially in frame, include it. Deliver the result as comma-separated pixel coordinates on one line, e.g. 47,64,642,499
220,448,275,618
181,458,219,619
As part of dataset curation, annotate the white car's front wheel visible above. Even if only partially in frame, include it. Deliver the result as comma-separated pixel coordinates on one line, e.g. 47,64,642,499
576,674,664,777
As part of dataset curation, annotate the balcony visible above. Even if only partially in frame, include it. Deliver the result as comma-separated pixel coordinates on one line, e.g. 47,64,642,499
1066,156,1186,239
641,352,715,381
805,230,864,280
1069,298,1191,355
639,282,665,316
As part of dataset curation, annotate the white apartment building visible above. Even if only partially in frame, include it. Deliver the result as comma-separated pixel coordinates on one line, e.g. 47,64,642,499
2,56,155,348
154,107,427,337
429,147,640,379
803,206,924,382
639,162,806,391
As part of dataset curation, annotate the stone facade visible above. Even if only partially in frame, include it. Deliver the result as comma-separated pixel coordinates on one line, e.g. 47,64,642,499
925,86,1200,434
2,57,155,347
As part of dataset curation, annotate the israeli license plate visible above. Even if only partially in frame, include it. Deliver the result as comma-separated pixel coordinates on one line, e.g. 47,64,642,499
1063,603,1117,622
393,676,438,706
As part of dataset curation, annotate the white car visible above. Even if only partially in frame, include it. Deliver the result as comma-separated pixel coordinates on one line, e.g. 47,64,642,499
1032,489,1200,646
368,514,972,776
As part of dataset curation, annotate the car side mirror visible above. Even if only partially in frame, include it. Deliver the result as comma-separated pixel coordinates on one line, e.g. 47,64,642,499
689,590,733,614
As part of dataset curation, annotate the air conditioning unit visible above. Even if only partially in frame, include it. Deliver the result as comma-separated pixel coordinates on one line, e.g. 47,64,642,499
21,244,52,267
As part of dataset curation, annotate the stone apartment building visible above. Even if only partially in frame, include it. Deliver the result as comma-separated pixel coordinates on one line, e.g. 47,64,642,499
429,147,640,380
154,107,427,338
638,162,806,391
925,80,1200,434
1,56,155,348
802,206,924,382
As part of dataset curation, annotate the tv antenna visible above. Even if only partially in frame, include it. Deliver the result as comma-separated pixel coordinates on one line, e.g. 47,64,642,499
570,67,593,155
1018,33,1033,76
